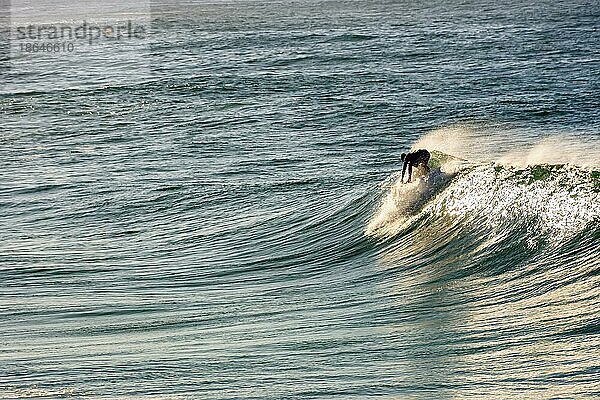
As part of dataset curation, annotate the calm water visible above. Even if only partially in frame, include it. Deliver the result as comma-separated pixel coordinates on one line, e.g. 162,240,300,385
1,0,599,398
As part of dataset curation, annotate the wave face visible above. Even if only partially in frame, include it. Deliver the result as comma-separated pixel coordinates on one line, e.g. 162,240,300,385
364,157,600,399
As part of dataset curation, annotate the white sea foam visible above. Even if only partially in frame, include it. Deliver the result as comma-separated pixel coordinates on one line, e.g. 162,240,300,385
366,162,599,243
363,124,600,241
425,165,599,243
365,161,463,237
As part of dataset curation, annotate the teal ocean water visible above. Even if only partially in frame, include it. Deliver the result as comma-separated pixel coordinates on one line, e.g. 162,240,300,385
1,0,599,398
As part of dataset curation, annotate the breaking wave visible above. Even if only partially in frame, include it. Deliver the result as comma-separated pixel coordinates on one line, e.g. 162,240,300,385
365,151,599,251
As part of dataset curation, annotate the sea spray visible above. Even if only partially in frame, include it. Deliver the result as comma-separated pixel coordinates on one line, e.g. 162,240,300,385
367,160,599,246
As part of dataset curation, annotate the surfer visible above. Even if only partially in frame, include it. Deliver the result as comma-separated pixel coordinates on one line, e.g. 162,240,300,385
401,149,431,183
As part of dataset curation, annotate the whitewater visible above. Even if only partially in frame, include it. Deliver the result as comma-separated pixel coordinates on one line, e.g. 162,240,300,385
2,0,600,398
366,129,600,242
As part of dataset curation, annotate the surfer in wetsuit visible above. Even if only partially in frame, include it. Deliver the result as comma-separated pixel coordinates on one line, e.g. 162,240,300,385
401,149,431,183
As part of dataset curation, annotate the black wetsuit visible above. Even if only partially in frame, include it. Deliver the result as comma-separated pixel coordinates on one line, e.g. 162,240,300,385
402,149,431,183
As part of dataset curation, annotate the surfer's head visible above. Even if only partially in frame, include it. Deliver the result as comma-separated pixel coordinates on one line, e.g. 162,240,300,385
401,153,406,161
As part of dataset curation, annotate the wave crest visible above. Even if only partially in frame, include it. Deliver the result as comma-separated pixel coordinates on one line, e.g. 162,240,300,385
366,159,599,247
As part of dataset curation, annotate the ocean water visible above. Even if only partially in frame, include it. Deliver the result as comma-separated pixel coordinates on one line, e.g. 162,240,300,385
1,0,599,398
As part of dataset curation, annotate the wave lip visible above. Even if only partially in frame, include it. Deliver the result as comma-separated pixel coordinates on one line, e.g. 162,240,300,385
366,152,599,246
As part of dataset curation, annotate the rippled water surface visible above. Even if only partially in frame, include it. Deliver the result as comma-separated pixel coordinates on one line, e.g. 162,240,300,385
1,0,599,398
